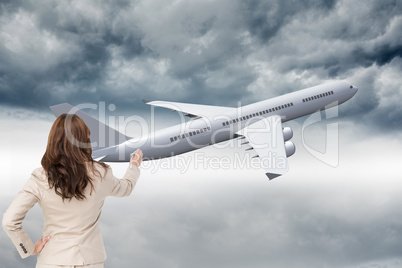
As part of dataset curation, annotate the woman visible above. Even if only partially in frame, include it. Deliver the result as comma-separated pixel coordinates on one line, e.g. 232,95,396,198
2,114,143,268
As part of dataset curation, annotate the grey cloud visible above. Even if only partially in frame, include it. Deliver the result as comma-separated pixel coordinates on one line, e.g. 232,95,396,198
243,0,402,129
339,57,402,129
257,1,402,75
97,182,402,268
0,0,401,130
339,67,380,117
240,0,336,43
0,0,148,111
1,139,402,268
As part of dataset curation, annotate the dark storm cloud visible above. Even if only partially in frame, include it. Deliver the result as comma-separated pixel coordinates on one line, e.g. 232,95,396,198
0,0,401,129
240,0,336,43
0,0,148,111
244,0,402,129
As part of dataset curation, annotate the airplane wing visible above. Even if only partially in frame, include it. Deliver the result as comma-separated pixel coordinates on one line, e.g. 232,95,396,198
236,115,289,180
142,100,235,118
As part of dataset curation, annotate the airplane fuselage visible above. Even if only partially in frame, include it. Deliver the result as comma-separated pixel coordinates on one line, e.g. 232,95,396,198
99,81,358,162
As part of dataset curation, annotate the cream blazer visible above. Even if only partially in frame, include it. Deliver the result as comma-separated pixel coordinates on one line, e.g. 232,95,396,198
2,163,140,265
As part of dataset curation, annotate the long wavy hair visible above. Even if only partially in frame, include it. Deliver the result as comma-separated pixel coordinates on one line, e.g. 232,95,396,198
41,114,107,201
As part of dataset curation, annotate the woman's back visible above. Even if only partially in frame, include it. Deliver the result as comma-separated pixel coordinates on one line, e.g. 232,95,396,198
2,114,143,267
30,162,140,265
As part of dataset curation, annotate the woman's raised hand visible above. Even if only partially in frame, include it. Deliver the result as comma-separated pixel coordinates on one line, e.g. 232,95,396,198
130,149,143,167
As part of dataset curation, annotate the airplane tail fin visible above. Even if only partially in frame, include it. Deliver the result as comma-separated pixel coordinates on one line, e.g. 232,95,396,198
49,103,130,151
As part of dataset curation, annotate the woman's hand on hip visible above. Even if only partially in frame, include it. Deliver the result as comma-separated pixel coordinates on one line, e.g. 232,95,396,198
130,149,143,167
32,236,51,255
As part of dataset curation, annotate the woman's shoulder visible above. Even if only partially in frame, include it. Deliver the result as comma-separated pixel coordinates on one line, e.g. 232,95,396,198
90,161,111,178
30,167,49,189
32,167,46,180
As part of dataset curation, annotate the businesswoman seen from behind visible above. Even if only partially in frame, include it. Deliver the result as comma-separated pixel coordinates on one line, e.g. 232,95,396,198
2,114,143,268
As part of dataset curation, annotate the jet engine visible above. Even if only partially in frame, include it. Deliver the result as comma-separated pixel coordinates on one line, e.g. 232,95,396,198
283,127,293,141
285,141,296,157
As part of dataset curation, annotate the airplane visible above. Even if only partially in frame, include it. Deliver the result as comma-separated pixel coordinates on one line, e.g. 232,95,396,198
50,80,358,179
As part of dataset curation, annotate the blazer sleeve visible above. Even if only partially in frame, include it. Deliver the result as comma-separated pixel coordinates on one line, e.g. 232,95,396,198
2,171,42,259
107,165,141,197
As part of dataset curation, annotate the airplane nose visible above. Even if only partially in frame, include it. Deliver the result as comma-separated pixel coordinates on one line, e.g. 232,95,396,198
353,86,358,95
350,85,358,95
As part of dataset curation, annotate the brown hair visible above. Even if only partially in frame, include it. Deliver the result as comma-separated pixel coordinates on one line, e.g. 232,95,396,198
41,114,108,201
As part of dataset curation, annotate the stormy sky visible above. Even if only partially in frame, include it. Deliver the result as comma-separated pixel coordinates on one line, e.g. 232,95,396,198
1,0,402,267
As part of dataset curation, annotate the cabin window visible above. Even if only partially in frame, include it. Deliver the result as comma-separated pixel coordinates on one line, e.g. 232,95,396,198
174,137,178,141
170,138,174,142
197,130,200,134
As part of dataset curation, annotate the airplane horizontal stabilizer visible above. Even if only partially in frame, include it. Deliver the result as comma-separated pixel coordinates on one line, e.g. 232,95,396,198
49,103,131,151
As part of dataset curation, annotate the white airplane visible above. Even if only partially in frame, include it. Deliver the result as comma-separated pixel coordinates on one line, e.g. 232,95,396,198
50,80,358,179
